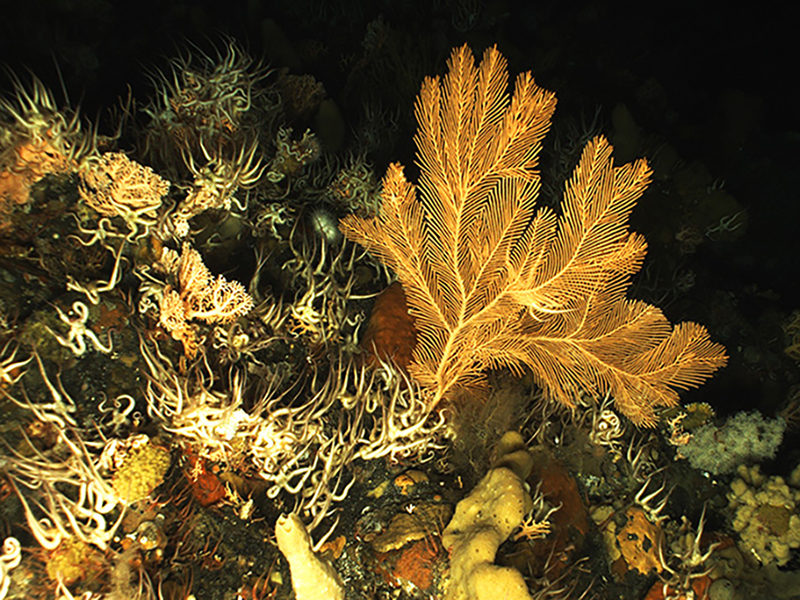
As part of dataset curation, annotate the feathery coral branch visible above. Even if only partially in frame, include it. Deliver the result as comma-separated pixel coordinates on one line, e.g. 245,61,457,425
340,45,727,426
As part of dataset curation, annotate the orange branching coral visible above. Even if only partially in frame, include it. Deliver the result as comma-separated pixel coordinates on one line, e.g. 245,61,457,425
340,44,727,426
158,243,254,355
79,152,169,227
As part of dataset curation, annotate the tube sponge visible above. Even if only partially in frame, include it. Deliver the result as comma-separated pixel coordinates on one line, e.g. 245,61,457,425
441,432,534,600
275,513,344,600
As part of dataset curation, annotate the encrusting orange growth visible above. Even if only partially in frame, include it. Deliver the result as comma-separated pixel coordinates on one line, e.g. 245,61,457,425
1,74,90,233
183,450,226,507
340,44,727,426
0,138,74,202
0,137,76,232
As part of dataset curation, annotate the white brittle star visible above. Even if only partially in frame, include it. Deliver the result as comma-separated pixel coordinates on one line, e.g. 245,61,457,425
0,341,31,385
97,392,137,434
47,300,113,357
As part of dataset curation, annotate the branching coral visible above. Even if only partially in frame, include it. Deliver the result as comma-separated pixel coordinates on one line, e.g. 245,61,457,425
157,243,254,356
340,44,727,425
78,152,170,239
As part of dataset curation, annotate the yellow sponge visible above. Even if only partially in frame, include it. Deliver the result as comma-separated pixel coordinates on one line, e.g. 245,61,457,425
275,513,344,600
442,432,533,600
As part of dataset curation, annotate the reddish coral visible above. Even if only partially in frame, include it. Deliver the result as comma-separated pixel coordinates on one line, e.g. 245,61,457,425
531,449,590,539
184,452,226,507
318,535,347,560
375,537,443,592
96,297,129,331
521,448,590,579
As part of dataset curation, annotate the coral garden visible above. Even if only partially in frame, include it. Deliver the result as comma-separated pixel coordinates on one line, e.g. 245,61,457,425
1,4,799,600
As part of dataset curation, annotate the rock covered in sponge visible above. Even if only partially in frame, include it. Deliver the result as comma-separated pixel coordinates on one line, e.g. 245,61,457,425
728,464,800,566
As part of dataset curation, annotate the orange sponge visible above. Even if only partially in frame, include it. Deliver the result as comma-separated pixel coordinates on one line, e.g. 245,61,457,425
360,282,417,371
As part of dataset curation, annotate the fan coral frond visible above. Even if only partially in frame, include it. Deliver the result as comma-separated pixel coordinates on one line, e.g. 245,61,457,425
340,45,727,426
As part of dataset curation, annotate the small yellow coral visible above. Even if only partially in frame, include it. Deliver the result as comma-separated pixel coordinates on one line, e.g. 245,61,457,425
111,441,171,504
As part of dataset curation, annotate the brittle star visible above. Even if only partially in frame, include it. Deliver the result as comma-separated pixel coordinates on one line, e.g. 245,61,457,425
98,392,137,434
705,209,746,240
47,301,113,357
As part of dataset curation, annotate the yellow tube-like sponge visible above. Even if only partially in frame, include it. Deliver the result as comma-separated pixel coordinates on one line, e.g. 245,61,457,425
442,432,533,600
275,513,344,600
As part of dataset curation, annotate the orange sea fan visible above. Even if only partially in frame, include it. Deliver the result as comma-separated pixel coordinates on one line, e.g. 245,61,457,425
340,44,727,426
